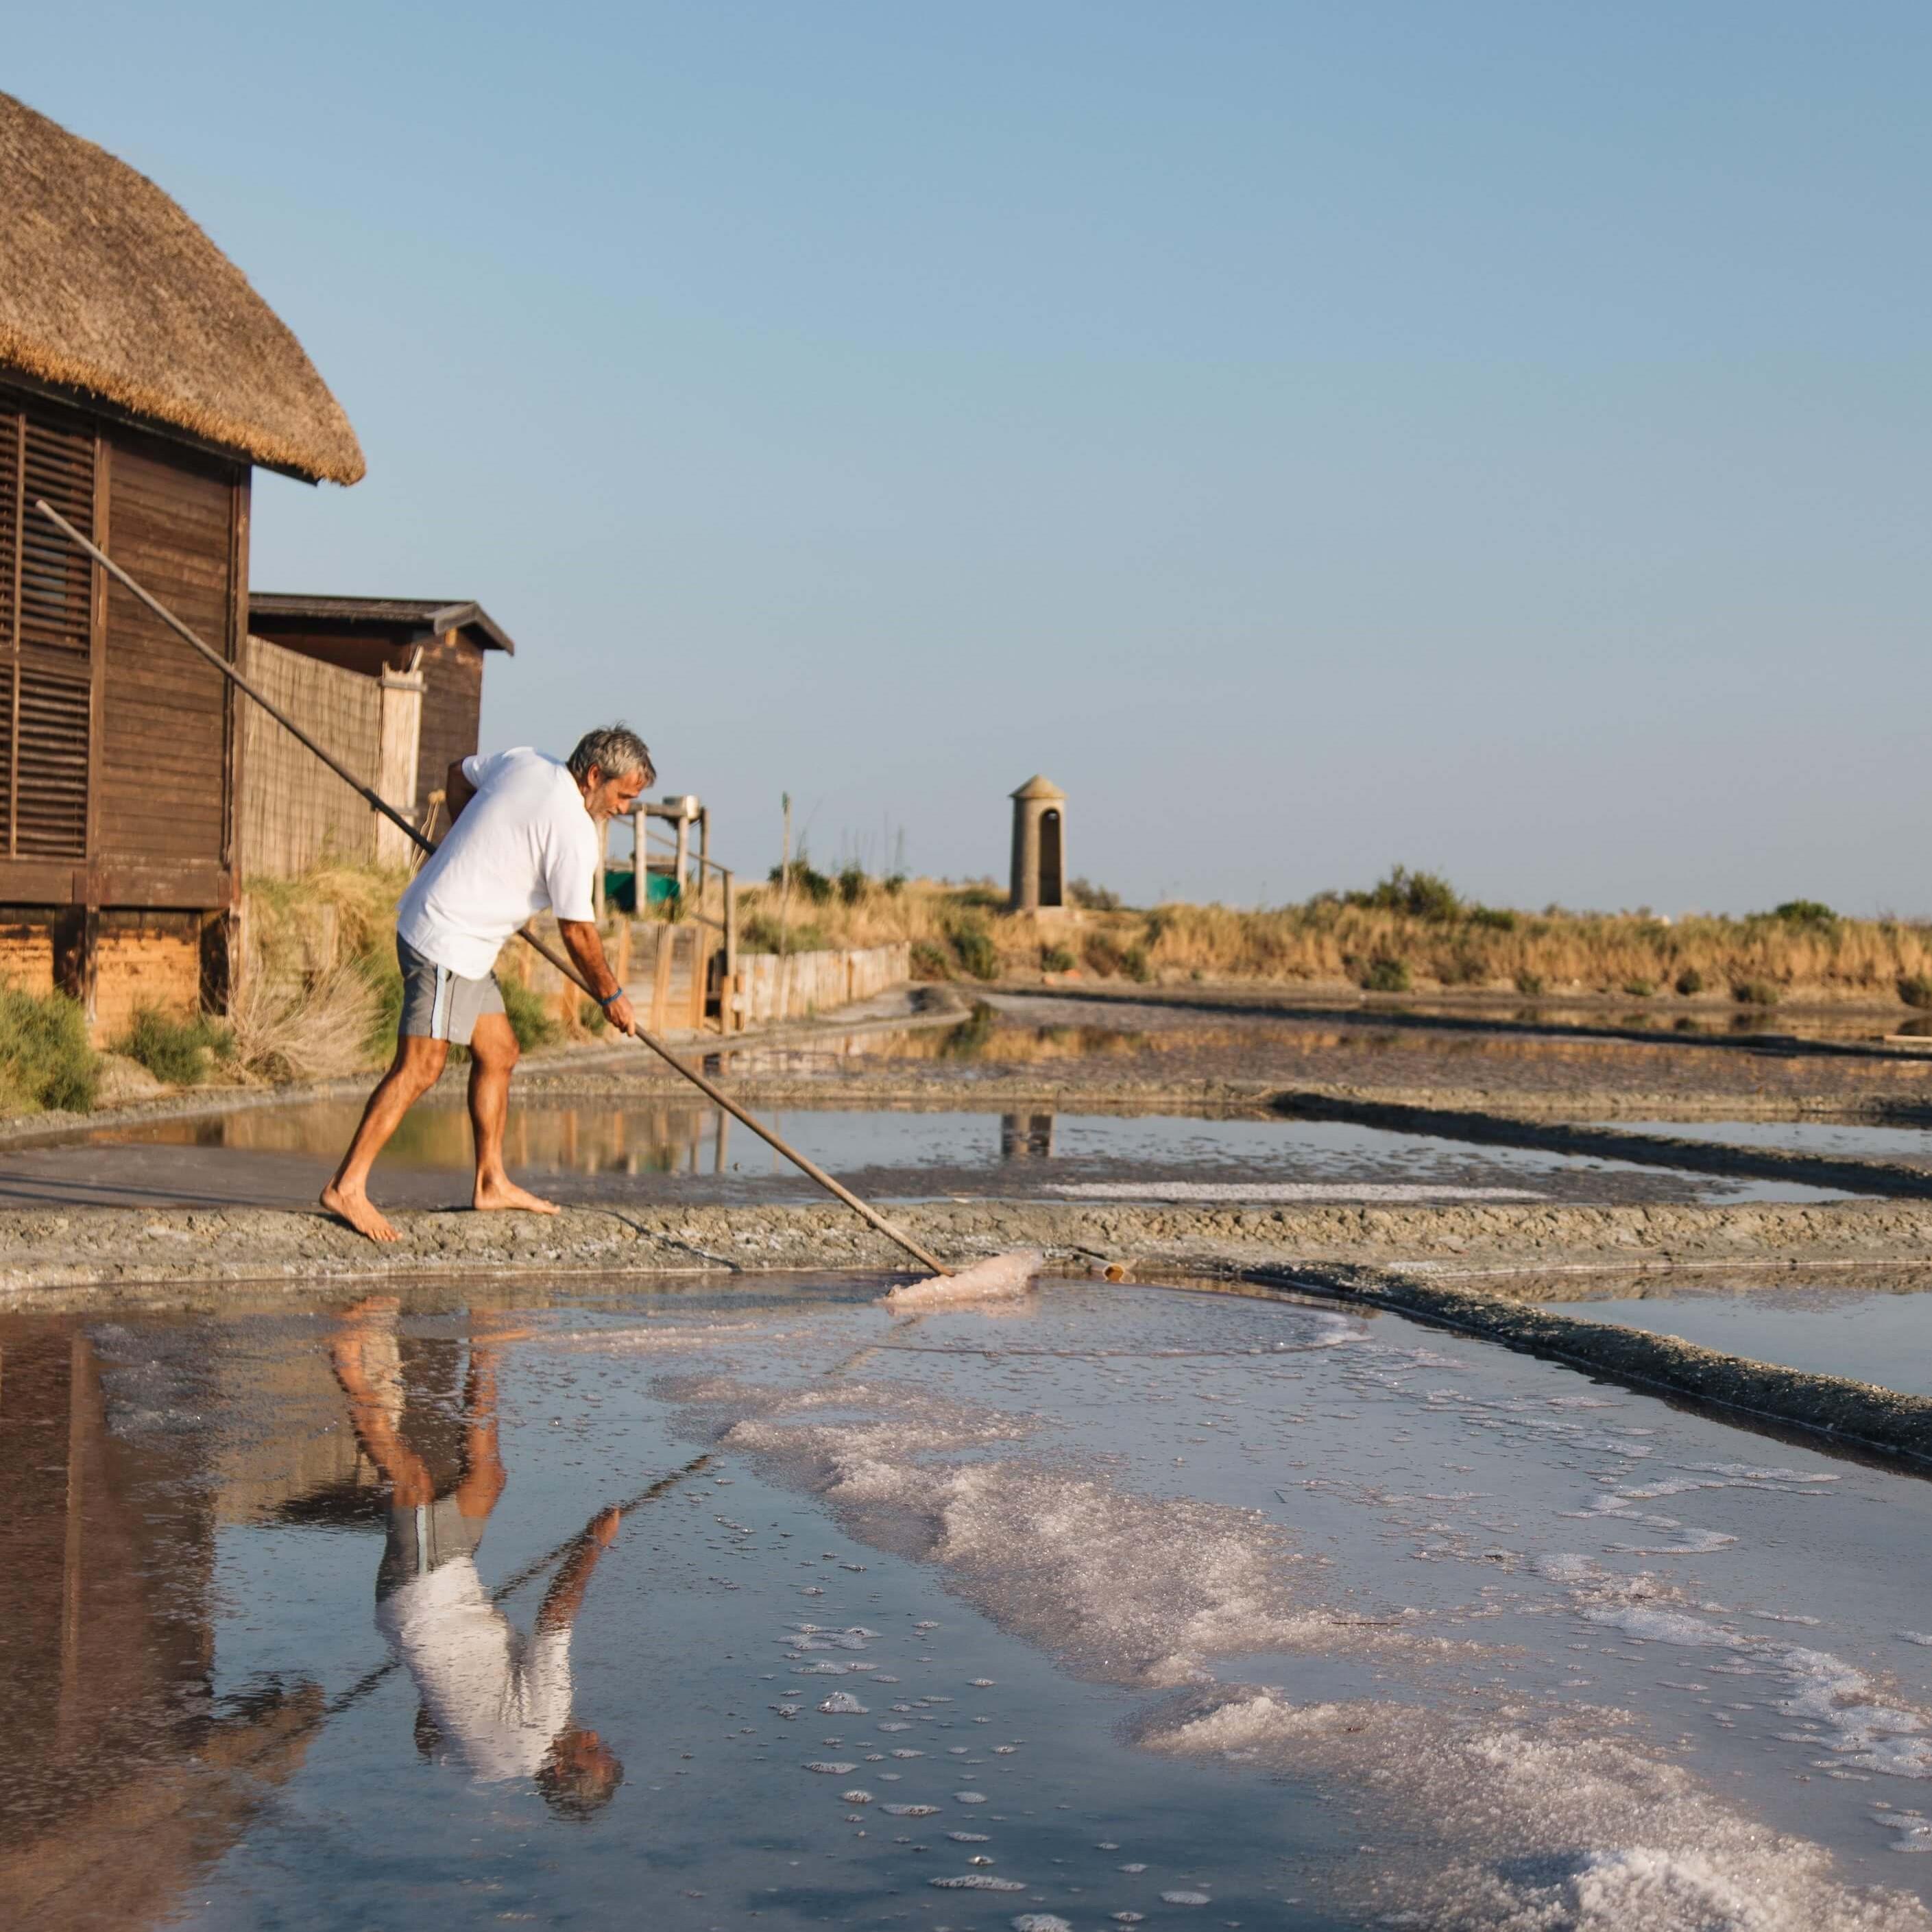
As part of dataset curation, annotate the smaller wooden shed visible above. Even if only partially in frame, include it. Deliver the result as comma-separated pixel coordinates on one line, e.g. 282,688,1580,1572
247,596,514,829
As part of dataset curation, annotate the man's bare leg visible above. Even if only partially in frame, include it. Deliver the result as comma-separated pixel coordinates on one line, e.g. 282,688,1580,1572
329,1296,436,1502
468,1011,559,1215
322,1037,450,1242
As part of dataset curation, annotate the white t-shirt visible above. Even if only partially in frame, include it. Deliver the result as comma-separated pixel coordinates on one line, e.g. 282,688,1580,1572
377,1558,575,1782
397,748,599,979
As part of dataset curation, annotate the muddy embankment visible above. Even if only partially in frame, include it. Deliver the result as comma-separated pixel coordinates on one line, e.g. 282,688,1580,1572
1272,1091,1932,1195
12,1196,1932,1304
10,1196,1932,1466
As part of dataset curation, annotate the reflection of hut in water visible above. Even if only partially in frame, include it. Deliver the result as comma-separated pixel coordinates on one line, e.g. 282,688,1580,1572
1000,1111,1056,1160
0,1323,322,1922
1009,775,1067,912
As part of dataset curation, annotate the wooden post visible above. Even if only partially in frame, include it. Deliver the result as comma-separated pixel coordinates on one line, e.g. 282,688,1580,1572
374,668,425,869
697,808,710,918
778,793,791,947
650,926,673,1034
721,868,736,1031
777,792,792,1017
609,914,632,991
687,922,706,1030
53,904,97,1026
673,814,690,910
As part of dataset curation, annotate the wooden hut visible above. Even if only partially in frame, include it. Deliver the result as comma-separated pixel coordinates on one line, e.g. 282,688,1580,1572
0,90,362,1038
247,596,514,829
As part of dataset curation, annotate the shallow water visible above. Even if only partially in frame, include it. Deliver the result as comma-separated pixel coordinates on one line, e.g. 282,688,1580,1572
60,1102,1859,1211
8,1276,1932,1930
1603,1118,1932,1166
1559,1283,1932,1396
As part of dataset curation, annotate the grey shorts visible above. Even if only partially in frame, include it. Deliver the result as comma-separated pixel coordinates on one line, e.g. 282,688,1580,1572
397,937,505,1046
377,1491,488,1599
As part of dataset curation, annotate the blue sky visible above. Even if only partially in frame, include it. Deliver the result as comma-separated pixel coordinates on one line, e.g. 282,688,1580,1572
12,3,1929,910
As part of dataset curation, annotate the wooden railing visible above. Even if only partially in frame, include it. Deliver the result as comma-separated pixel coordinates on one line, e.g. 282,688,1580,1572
623,815,908,1035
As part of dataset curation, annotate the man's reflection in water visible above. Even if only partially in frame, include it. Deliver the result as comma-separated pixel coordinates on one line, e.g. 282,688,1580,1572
332,1299,624,1816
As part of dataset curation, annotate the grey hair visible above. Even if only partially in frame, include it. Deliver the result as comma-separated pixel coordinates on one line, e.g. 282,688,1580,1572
567,725,655,788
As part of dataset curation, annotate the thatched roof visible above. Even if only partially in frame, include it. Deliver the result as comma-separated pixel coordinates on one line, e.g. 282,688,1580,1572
0,92,363,485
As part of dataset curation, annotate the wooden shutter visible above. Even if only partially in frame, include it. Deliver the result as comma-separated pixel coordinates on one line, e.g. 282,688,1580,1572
0,404,95,859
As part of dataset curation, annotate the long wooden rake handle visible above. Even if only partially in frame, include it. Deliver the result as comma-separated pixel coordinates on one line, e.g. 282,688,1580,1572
35,500,952,1275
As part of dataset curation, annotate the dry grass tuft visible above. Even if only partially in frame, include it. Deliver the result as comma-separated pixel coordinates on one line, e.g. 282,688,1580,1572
233,863,409,1081
227,960,381,1084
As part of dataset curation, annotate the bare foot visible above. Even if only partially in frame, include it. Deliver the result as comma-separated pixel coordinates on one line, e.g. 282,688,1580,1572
473,1175,562,1216
322,1180,400,1244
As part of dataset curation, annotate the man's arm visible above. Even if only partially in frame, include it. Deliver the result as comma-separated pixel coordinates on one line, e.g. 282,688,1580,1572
444,760,477,825
536,1508,621,1634
557,920,636,1035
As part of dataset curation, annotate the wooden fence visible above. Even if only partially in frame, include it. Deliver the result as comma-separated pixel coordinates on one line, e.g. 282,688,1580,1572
512,926,910,1037
729,943,910,1028
239,638,423,880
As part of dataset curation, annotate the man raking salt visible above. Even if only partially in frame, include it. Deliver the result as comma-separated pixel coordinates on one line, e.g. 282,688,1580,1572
323,727,653,1243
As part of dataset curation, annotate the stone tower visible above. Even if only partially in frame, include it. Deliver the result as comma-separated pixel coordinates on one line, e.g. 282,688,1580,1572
1009,775,1067,911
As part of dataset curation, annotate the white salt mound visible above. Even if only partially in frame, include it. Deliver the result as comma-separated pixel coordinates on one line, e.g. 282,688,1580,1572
883,1250,1044,1310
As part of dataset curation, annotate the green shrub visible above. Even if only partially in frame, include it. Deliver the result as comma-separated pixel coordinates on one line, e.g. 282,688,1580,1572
1353,866,1460,922
1361,956,1411,993
117,1006,231,1087
738,913,832,954
1441,949,1486,987
1122,944,1152,983
1514,971,1545,997
1674,967,1704,996
1899,976,1932,1010
0,985,98,1112
837,865,868,906
1069,878,1122,912
1732,978,1780,1007
1041,943,1077,973
1772,899,1837,928
1467,905,1517,932
882,873,908,896
579,998,609,1035
769,857,834,905
1623,979,1656,998
950,920,1000,981
500,977,561,1050
910,940,953,981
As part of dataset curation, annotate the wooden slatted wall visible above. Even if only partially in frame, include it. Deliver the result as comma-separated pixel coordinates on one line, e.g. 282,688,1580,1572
97,431,239,899
413,629,485,819
238,637,382,879
0,401,95,862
